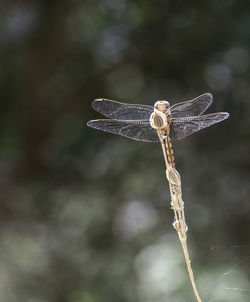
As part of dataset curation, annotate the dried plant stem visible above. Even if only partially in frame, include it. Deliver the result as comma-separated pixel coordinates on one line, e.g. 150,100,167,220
179,237,202,302
158,130,202,302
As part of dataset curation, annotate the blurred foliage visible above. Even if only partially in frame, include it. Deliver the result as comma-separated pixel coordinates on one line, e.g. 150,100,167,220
0,0,250,301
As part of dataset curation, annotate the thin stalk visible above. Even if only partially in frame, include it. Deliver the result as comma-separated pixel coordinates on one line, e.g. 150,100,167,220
157,130,202,302
180,237,202,302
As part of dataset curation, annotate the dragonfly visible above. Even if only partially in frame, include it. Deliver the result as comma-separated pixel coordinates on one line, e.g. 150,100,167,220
87,93,229,167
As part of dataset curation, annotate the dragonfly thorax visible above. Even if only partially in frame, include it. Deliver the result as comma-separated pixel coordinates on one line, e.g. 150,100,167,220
150,109,168,130
150,100,171,130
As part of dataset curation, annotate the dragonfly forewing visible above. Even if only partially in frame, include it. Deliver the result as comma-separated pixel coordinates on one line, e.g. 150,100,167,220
87,119,159,142
170,93,213,118
170,112,229,140
92,98,154,120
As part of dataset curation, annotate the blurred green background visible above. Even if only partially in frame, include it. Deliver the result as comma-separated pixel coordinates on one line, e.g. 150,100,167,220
0,0,250,301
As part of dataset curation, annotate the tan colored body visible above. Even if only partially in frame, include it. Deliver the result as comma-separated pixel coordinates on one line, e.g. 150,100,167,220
150,103,175,168
165,115,175,168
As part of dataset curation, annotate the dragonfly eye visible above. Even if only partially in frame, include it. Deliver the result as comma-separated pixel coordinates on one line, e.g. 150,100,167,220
154,100,170,112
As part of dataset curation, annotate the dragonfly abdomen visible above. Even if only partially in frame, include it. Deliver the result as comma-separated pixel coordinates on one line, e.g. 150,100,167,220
165,135,175,168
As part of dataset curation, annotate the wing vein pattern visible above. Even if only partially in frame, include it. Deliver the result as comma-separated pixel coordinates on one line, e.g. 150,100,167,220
170,93,213,118
170,112,229,140
92,98,154,120
87,119,159,142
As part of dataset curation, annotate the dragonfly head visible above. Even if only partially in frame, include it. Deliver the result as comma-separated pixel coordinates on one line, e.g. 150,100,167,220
154,100,170,114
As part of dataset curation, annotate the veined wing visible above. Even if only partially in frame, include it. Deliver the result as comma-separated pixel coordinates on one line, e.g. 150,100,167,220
87,119,159,142
170,93,213,118
92,98,154,120
170,112,229,140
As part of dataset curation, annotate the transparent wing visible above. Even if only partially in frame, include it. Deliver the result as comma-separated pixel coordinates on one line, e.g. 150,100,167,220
92,98,154,120
87,119,159,142
170,93,213,118
170,112,229,140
